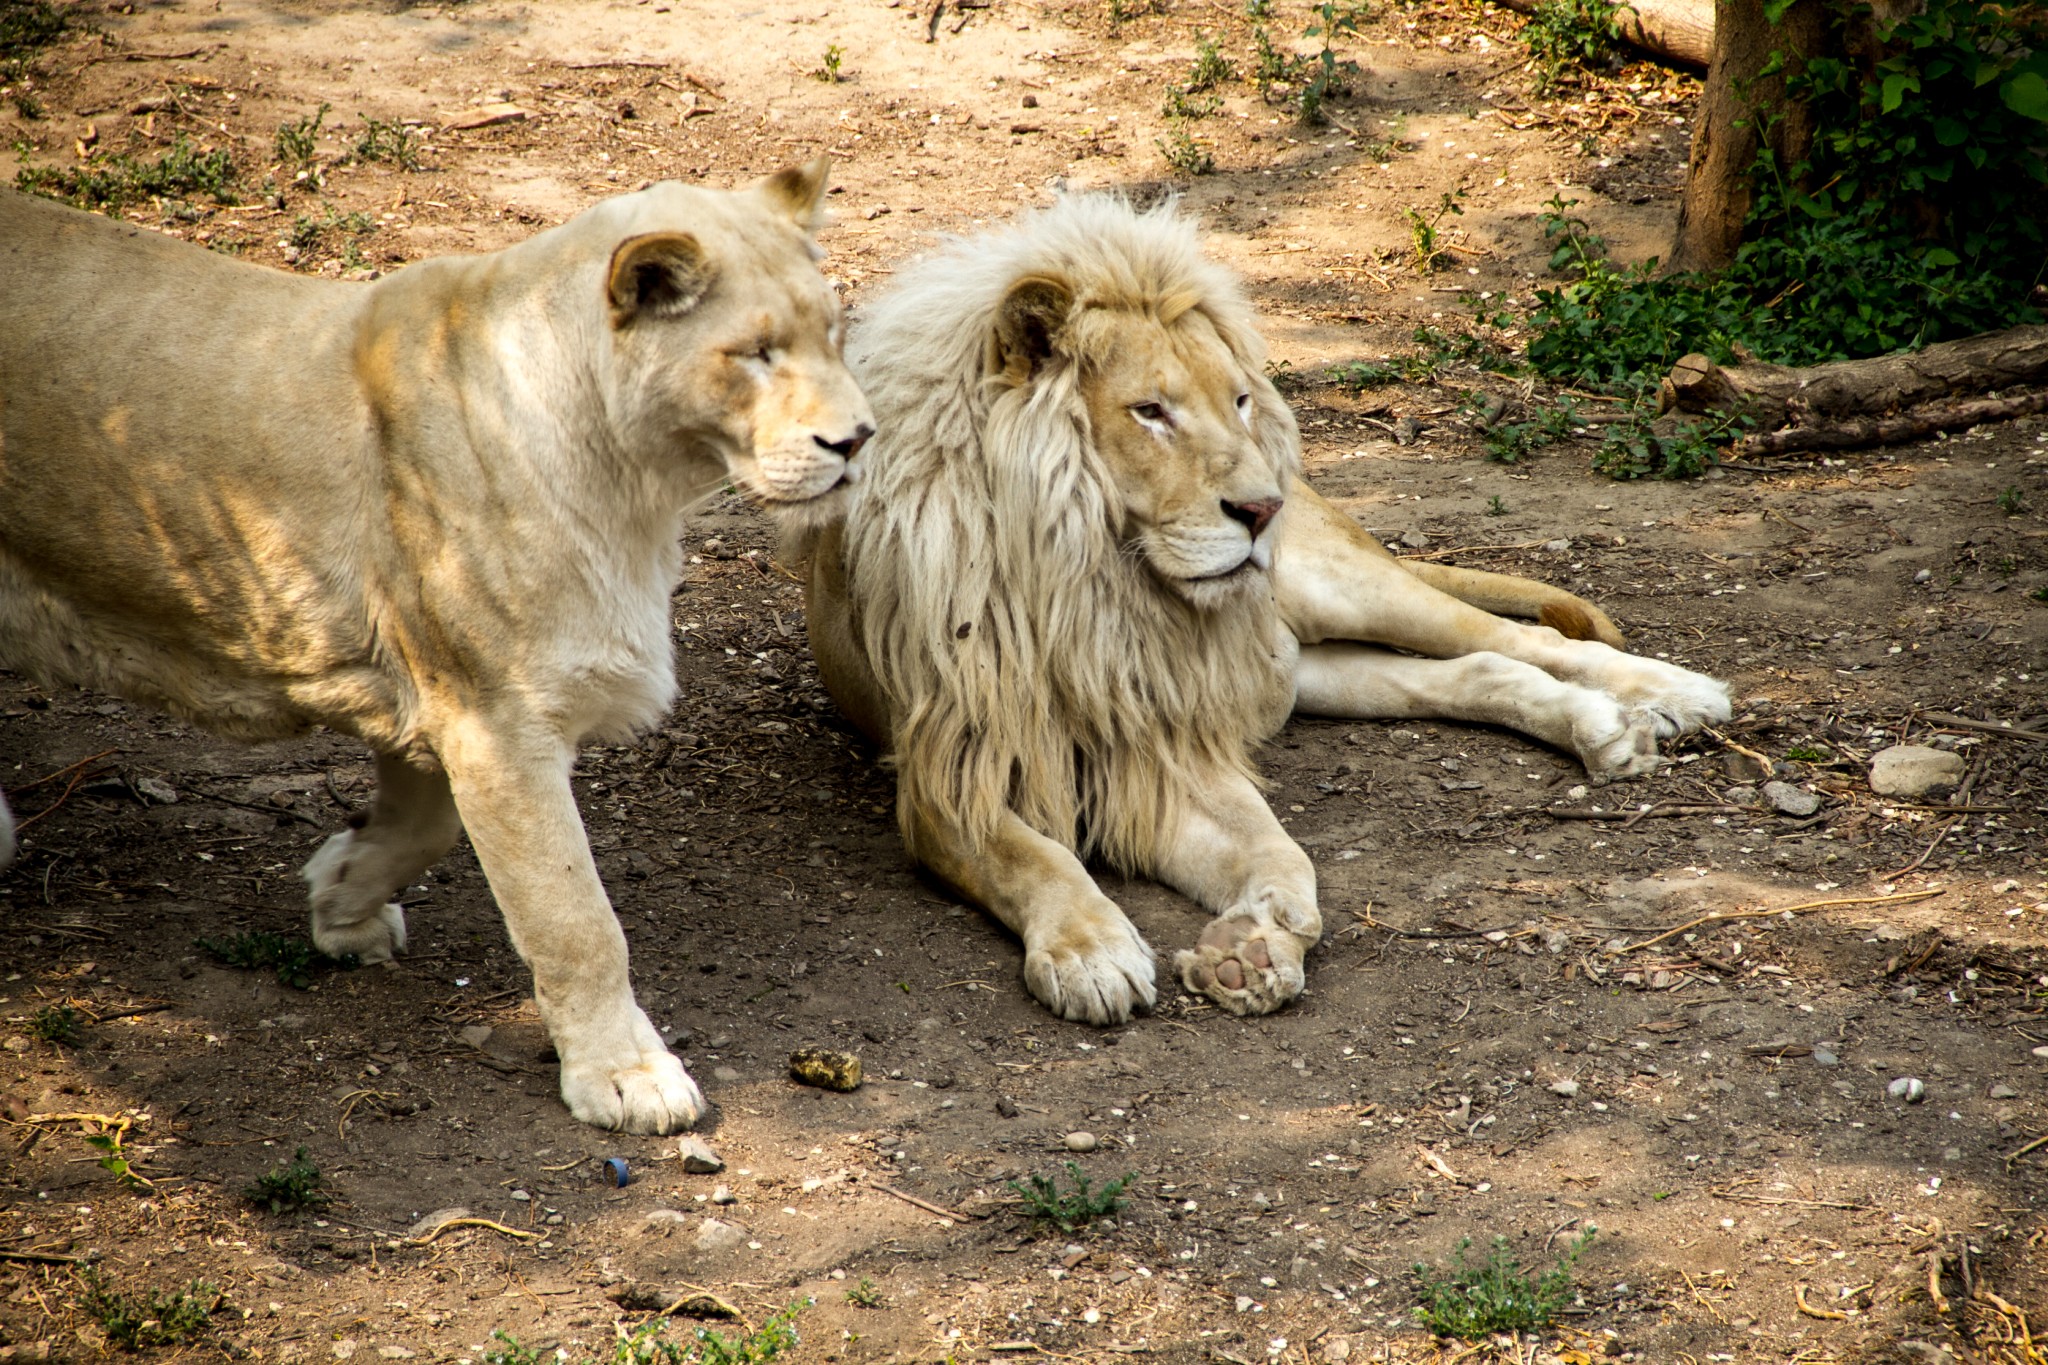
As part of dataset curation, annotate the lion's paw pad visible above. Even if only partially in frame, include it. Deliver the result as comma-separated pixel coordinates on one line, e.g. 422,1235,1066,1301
1176,913,1307,1016
561,1050,704,1135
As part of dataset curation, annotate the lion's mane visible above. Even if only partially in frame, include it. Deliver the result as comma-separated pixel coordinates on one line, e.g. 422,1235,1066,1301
835,195,1302,868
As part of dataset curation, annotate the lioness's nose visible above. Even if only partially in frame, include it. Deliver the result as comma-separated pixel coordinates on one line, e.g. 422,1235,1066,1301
816,423,875,461
1222,496,1283,539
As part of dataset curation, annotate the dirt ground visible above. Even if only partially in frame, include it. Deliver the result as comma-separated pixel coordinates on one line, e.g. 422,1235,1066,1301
3,1,2047,1362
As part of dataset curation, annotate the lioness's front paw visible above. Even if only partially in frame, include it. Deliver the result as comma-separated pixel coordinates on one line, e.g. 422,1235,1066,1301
1175,909,1312,1016
311,901,408,965
1023,906,1158,1025
1573,700,1665,783
1579,652,1732,739
560,1046,705,1135
302,830,407,964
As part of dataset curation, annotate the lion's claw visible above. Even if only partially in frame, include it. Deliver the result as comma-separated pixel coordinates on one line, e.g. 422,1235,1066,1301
1022,905,1158,1025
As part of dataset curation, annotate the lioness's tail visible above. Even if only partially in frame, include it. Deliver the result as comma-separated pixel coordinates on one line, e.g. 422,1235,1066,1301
1397,561,1625,648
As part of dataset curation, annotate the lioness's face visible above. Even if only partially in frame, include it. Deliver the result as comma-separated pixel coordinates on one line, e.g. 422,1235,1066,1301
604,159,874,522
1077,307,1287,604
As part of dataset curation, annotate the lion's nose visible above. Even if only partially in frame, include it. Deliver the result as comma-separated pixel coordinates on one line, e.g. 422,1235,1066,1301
816,422,875,461
1221,496,1283,539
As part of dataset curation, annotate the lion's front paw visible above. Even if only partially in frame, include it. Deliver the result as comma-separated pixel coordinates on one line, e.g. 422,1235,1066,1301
1175,909,1312,1016
311,901,408,965
1600,657,1732,739
1573,701,1666,783
1023,906,1158,1025
560,1045,705,1135
302,830,407,964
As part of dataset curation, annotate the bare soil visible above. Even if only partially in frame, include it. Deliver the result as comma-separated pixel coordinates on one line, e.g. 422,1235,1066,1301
3,2,2047,1363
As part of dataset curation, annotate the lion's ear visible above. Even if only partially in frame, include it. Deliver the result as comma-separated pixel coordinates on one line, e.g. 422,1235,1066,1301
606,232,714,328
757,156,832,234
989,274,1075,386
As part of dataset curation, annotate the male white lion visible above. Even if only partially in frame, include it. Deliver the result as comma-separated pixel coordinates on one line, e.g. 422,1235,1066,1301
802,195,1728,1024
0,160,872,1133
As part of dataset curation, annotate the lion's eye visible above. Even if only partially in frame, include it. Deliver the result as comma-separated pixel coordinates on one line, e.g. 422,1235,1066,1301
753,344,776,365
1235,392,1252,412
1131,402,1168,424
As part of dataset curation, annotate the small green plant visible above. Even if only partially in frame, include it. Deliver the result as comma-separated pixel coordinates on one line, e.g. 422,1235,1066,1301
2031,586,2048,603
1997,485,2027,516
0,0,68,64
811,44,844,83
14,134,237,210
1186,33,1234,92
1297,1,1370,123
352,117,420,170
83,1127,154,1191
9,88,42,118
1156,125,1214,176
28,1002,79,1044
1485,495,1509,517
1162,86,1222,120
274,101,329,172
1008,1162,1133,1235
244,1145,331,1214
1413,1231,1592,1341
1591,405,1749,480
195,929,349,988
844,1277,885,1309
1250,25,1308,100
485,1301,807,1365
1244,0,1271,16
1783,745,1831,762
1522,0,1622,93
1539,193,1608,276
77,1269,215,1350
1405,189,1465,272
1482,394,1584,464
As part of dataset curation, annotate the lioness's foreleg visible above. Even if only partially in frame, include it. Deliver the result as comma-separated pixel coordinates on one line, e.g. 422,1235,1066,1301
1149,771,1320,1016
436,714,703,1134
911,808,1157,1026
302,752,461,964
1276,477,1730,745
1294,643,1662,779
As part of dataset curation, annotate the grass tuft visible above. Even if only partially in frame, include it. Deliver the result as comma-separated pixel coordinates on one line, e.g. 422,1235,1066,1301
78,1269,216,1350
244,1146,332,1214
14,133,237,209
485,1299,807,1364
1007,1162,1133,1236
1413,1231,1592,1340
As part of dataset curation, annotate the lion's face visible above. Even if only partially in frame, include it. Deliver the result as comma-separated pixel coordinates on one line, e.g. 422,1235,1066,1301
993,276,1289,608
603,160,874,525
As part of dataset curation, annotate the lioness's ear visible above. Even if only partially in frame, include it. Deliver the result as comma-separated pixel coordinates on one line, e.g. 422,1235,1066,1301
757,156,832,234
606,231,714,328
989,274,1075,386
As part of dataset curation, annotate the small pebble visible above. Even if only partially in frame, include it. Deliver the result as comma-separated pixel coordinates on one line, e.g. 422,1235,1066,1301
1812,1049,1839,1066
1913,568,1933,583
509,1189,531,1202
1761,780,1822,817
1888,1077,1927,1103
1064,1131,1099,1153
677,1136,725,1175
1990,1083,2019,1099
1548,1079,1580,1098
2033,1046,2048,1060
710,1184,735,1205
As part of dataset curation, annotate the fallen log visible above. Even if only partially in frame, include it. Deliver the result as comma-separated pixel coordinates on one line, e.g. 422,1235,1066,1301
1730,389,2048,459
1662,324,2048,429
1492,0,1713,70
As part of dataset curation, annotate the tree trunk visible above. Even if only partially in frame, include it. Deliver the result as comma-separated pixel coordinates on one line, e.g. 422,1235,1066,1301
1492,0,1714,69
1665,0,1826,273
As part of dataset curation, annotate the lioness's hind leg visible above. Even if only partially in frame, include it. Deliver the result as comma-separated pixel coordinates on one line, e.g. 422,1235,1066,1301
303,753,462,964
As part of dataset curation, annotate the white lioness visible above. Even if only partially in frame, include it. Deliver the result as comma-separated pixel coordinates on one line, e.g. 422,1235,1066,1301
0,160,873,1133
802,195,1729,1023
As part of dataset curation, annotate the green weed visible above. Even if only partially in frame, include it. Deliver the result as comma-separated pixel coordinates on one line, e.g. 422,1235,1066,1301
844,1277,885,1308
1186,33,1234,92
1783,745,1831,762
195,929,350,989
1162,86,1221,119
1008,1162,1133,1235
1481,395,1584,464
14,134,237,209
1485,495,1509,517
1522,0,1622,93
244,1146,331,1214
1591,406,1750,481
811,44,844,83
1404,189,1464,272
275,102,328,173
1413,1231,1592,1340
1539,193,1607,275
77,1269,216,1350
28,1002,79,1044
485,1301,806,1365
1156,125,1214,176
1997,486,2027,516
352,117,420,170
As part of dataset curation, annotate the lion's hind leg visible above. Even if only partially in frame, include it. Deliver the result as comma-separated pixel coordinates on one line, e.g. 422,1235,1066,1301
1295,643,1664,781
303,752,462,964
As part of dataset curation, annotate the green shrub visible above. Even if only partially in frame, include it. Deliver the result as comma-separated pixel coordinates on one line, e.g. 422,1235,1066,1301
1414,1231,1591,1340
1522,0,1623,92
1008,1162,1133,1235
14,134,237,209
244,1146,332,1214
78,1270,215,1350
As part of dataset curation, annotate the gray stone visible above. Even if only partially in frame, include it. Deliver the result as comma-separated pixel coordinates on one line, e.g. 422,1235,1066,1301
1812,1049,1839,1067
693,1217,746,1253
1724,752,1772,784
1888,1077,1927,1103
1990,1084,2020,1100
677,1136,724,1174
1762,781,1823,817
406,1207,471,1240
645,1209,690,1227
457,1024,492,1050
1722,785,1762,808
1548,1079,1581,1098
1064,1131,1099,1153
710,1184,735,1205
134,776,178,805
1869,744,1967,798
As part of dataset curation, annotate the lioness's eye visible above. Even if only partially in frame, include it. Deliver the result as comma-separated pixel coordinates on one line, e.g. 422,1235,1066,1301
753,343,776,365
1235,392,1252,412
1131,402,1167,423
